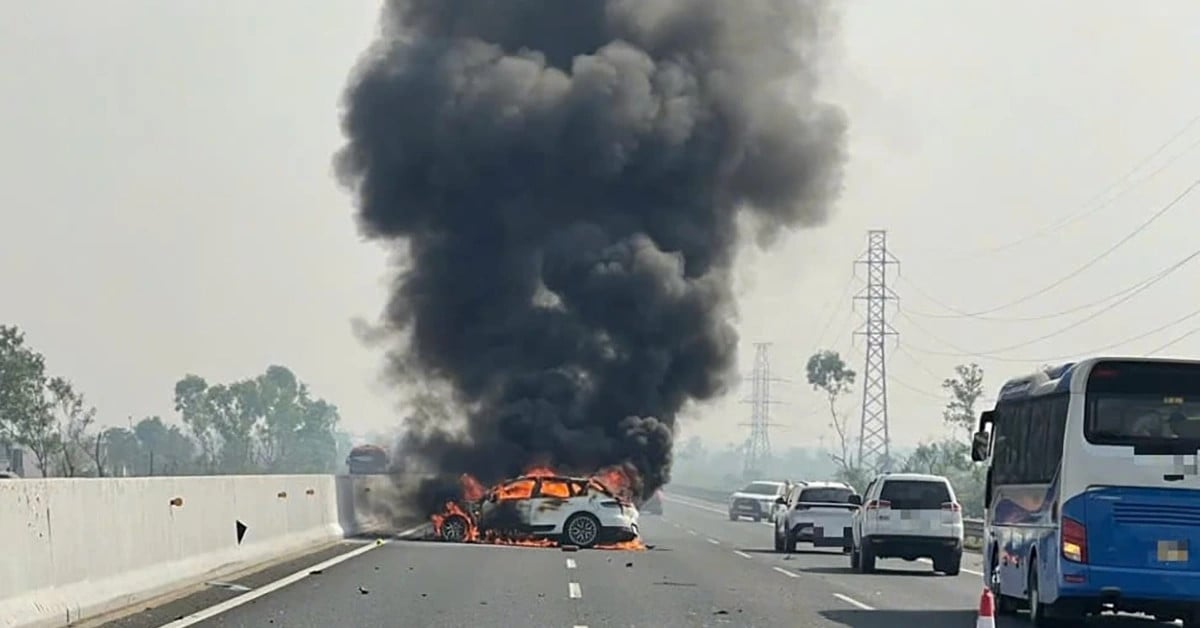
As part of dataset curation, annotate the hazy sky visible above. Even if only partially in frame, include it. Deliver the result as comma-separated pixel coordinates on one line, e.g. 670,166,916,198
4,1,1200,455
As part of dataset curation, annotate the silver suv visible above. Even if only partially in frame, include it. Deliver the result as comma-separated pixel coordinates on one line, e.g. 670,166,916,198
850,473,964,575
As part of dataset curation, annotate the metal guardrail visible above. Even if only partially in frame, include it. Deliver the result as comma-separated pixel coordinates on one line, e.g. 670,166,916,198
667,483,987,552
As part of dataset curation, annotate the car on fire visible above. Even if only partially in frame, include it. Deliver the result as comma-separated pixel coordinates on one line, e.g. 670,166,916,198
436,474,640,549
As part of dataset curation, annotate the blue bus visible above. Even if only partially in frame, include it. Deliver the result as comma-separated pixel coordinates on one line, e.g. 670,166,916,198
972,357,1200,626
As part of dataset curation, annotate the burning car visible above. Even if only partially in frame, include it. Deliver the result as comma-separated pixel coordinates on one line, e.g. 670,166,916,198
433,472,641,549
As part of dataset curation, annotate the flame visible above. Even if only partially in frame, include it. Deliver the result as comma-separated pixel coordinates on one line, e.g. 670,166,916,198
460,473,486,501
596,538,647,551
592,465,635,501
522,465,558,478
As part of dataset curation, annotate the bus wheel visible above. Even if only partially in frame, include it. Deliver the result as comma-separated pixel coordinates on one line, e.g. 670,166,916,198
1027,564,1068,626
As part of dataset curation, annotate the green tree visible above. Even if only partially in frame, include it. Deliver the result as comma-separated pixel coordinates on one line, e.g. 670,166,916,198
175,375,219,472
47,377,96,477
806,350,859,480
942,363,985,440
0,326,57,475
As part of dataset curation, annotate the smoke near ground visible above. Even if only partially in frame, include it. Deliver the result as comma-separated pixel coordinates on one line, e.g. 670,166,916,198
336,0,847,503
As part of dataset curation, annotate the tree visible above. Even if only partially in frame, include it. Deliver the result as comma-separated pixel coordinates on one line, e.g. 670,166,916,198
47,377,96,477
942,363,985,441
806,350,859,481
0,326,56,474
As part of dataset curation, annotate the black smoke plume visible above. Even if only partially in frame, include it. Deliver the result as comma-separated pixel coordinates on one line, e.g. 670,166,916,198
336,0,847,503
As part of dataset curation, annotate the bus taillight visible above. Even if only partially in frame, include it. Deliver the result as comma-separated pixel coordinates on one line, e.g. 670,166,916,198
1062,517,1088,563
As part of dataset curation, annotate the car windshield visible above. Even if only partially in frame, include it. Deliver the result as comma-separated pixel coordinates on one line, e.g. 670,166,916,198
879,480,950,510
798,487,853,503
740,482,781,495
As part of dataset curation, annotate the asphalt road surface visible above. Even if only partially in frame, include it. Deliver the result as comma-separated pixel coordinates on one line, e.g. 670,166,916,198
105,493,1180,628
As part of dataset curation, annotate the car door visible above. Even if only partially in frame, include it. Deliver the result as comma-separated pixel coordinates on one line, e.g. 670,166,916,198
527,478,576,533
490,478,537,530
856,477,880,542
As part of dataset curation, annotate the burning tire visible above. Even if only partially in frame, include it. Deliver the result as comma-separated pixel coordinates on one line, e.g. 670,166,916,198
440,515,470,543
563,512,601,548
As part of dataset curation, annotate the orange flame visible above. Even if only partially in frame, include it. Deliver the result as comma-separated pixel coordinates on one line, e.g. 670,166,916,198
430,500,478,542
460,473,486,502
596,538,647,551
522,465,558,478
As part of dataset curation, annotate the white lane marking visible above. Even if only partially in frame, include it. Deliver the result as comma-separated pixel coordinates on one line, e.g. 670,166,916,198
565,558,577,569
916,557,984,576
833,593,875,610
398,522,429,538
155,540,388,627
733,550,753,559
687,529,698,536
707,538,720,545
772,566,799,579
568,582,582,599
662,493,728,516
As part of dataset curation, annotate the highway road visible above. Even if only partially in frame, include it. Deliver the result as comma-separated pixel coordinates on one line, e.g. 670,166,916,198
99,493,1175,628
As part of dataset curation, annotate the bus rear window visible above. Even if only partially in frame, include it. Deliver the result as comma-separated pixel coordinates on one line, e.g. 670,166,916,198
879,480,950,510
1085,361,1200,452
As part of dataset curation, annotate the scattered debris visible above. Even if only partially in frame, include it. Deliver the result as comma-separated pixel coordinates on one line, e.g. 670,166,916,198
358,586,369,595
561,545,579,552
714,610,729,615
309,570,323,576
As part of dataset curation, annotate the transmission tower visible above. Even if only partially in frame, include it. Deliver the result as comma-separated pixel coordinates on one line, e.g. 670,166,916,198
853,230,899,474
740,342,785,479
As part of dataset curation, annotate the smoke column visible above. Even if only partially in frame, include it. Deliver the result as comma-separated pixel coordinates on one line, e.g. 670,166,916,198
336,0,847,500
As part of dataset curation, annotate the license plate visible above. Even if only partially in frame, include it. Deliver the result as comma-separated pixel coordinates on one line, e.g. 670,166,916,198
1158,540,1189,562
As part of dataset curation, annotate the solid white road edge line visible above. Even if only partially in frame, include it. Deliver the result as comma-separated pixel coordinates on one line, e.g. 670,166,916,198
568,582,582,599
733,550,752,559
771,566,799,579
398,522,429,538
916,557,984,576
566,558,577,569
833,593,875,611
155,540,389,628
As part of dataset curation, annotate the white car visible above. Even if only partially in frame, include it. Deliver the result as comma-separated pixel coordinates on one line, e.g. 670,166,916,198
437,474,640,548
850,472,964,575
727,480,788,522
773,481,858,553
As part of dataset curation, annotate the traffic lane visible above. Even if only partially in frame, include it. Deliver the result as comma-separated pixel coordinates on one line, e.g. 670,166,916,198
662,495,1174,627
186,541,582,628
662,494,989,608
575,514,890,628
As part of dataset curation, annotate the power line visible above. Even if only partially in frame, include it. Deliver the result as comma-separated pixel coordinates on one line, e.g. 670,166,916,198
941,174,1200,317
903,302,1200,364
895,249,1200,356
932,112,1200,261
1147,327,1200,355
899,247,1200,321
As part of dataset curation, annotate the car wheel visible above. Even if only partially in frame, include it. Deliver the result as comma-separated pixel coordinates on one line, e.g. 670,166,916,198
859,540,876,573
728,512,738,521
564,512,601,548
753,515,762,523
440,515,469,543
849,545,860,570
774,528,784,552
784,530,797,553
934,551,961,576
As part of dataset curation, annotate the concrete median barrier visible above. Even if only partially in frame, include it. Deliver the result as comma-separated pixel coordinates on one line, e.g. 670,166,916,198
0,473,425,628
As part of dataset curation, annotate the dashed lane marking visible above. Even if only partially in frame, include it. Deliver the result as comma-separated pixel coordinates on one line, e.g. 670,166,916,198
707,538,720,545
771,566,799,579
733,550,752,559
565,558,577,569
833,593,875,611
568,582,582,599
687,530,698,536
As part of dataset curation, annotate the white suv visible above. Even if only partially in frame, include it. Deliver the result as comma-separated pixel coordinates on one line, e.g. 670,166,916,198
773,481,858,553
850,473,963,575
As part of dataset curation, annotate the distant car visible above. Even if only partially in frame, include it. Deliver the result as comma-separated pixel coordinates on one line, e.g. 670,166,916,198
641,489,663,515
850,472,963,575
0,471,18,479
436,474,639,549
727,480,788,522
774,481,859,553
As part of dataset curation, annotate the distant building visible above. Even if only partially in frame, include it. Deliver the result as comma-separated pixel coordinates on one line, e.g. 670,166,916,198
0,440,25,477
